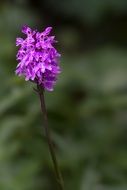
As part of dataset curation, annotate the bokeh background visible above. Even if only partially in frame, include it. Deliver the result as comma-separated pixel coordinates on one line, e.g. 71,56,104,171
1,0,127,189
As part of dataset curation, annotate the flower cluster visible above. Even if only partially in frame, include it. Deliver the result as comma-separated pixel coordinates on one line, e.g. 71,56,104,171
15,25,61,91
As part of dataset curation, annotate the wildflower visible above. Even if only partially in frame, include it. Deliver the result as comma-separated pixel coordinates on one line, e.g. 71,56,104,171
15,25,61,91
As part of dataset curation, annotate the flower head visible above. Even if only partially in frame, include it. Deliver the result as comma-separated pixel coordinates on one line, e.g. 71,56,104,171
15,25,61,91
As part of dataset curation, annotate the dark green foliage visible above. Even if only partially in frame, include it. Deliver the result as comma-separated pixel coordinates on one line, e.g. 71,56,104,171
0,0,127,189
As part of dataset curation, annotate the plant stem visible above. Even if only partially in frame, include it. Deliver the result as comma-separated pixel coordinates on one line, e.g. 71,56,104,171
37,85,64,190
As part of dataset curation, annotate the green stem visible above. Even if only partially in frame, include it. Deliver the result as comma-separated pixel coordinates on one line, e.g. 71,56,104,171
37,85,64,190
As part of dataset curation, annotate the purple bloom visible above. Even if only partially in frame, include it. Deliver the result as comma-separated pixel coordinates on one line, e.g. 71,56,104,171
15,25,61,91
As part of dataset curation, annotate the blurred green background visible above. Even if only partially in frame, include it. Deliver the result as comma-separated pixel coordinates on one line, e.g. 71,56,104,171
0,0,127,189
